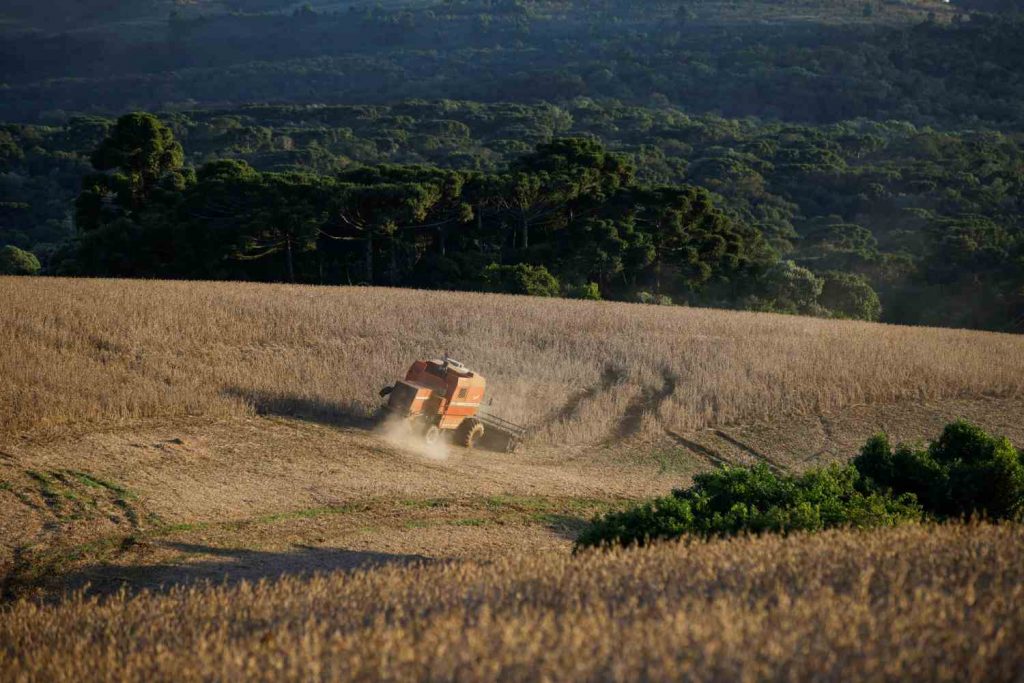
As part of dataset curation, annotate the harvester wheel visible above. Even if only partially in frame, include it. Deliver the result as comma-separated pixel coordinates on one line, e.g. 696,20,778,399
459,419,485,449
424,425,442,445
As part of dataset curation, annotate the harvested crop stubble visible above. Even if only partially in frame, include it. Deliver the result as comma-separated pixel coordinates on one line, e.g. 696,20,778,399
2,277,1023,445
1,524,1022,681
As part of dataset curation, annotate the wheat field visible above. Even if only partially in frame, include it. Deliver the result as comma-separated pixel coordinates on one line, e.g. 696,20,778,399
2,277,1023,445
4,278,1024,682
2,523,1021,682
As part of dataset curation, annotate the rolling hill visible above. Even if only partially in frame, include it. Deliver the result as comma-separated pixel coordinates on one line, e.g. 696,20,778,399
1,276,1023,679
2,276,1023,589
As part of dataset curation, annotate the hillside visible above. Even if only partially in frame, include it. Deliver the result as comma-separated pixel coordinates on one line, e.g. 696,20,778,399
2,276,1023,597
1,0,972,124
5,277,1023,440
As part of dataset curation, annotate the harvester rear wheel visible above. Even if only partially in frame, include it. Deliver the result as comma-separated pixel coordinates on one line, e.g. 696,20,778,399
458,419,485,449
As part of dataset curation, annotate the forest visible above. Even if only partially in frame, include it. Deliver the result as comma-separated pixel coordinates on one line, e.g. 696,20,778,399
1,0,1023,330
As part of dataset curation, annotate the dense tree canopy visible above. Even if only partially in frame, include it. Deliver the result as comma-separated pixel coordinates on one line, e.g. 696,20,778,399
4,99,1023,329
3,1,1023,128
64,122,789,309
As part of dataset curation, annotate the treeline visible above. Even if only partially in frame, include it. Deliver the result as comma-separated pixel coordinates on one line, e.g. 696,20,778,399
4,1,1024,128
67,113,861,318
4,102,1023,329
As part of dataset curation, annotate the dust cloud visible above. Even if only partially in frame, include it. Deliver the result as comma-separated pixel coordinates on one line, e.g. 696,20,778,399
378,415,450,461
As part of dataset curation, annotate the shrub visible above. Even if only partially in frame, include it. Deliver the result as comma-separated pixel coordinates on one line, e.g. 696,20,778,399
635,291,673,305
568,282,602,300
482,263,560,297
819,271,882,321
576,463,920,549
0,245,41,276
760,260,823,314
578,421,1024,550
855,420,1024,520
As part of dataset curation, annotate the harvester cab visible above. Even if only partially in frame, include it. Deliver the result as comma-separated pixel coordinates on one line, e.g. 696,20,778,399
379,357,525,452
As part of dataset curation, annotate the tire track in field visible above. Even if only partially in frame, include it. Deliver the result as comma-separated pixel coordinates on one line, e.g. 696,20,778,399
711,430,785,474
663,430,732,469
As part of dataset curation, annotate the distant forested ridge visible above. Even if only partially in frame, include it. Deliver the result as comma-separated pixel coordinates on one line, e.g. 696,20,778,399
2,2,1024,126
1,0,1023,330
0,107,1014,330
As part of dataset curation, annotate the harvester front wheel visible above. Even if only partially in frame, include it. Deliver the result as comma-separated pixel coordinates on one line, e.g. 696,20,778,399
424,425,442,445
458,419,485,449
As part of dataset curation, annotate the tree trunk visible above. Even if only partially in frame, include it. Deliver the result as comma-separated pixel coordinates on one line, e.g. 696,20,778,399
476,203,486,253
521,212,529,250
389,237,398,285
365,228,374,284
285,235,295,283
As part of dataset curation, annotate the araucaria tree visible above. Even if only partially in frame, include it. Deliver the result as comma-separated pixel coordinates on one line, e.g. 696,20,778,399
67,115,879,319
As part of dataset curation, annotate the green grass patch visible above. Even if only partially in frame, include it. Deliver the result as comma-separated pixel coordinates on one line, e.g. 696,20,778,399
402,520,433,529
255,504,364,525
650,447,701,475
452,518,488,527
26,470,62,511
65,470,137,500
158,522,207,534
6,535,130,592
399,497,452,509
483,495,551,512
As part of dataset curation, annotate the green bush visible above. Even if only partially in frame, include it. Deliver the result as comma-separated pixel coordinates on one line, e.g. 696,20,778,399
576,463,920,549
819,271,882,321
758,260,823,314
0,245,41,275
482,263,560,297
855,420,1024,520
578,421,1023,550
568,282,602,300
635,291,673,305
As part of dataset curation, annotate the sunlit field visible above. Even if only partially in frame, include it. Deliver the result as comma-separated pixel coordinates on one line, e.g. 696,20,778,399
4,277,1023,446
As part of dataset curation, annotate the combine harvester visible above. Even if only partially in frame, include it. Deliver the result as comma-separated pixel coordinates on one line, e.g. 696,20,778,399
379,357,526,452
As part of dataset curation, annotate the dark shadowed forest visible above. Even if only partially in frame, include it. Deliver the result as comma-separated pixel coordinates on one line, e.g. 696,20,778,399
2,0,1023,330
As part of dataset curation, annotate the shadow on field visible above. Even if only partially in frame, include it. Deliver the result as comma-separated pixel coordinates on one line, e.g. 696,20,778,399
59,542,432,598
605,368,678,443
223,386,375,429
539,514,591,542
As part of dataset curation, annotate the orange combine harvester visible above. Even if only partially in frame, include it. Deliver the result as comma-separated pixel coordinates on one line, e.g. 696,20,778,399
379,356,525,452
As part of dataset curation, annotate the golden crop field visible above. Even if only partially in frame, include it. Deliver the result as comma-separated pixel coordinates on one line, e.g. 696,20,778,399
3,276,1023,446
3,276,1024,682
2,523,1022,682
